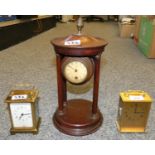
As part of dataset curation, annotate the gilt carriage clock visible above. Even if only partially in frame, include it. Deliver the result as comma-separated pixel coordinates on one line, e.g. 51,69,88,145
51,17,108,136
116,90,152,132
5,88,41,134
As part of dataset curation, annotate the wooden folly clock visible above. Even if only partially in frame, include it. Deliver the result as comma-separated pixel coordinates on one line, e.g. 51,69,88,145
51,17,108,136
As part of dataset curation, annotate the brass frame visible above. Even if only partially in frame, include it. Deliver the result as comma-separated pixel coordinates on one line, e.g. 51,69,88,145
5,90,41,134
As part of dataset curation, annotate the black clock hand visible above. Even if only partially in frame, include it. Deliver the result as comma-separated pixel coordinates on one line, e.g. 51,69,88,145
68,65,78,72
68,65,75,70
19,113,31,119
23,113,31,115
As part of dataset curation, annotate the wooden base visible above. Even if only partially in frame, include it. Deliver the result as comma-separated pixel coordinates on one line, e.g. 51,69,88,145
10,117,41,135
53,99,103,136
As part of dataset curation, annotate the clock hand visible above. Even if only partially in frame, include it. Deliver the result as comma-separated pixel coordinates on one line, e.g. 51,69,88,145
68,65,78,72
23,113,31,115
68,65,75,70
19,113,31,119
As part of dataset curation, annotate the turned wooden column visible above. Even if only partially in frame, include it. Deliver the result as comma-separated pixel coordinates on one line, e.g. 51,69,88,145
56,54,64,112
92,54,101,114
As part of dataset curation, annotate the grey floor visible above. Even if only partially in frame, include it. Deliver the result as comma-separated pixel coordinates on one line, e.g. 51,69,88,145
0,22,155,140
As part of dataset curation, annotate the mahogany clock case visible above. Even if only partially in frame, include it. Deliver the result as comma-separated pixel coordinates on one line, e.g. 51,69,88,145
51,30,108,136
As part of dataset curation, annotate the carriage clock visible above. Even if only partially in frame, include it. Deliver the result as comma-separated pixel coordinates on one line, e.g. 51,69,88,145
116,90,152,132
5,88,41,134
51,17,108,136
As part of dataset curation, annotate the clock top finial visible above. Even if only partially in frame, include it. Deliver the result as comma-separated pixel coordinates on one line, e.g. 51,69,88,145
77,16,84,35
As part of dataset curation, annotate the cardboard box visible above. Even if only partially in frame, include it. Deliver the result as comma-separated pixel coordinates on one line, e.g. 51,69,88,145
134,16,141,44
138,16,155,58
61,15,73,22
119,22,135,38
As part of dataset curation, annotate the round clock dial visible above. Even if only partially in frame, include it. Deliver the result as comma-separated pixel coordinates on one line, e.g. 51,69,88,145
62,57,94,84
10,103,33,128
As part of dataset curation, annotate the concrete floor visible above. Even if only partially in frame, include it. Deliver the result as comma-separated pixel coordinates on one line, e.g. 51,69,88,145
0,22,155,140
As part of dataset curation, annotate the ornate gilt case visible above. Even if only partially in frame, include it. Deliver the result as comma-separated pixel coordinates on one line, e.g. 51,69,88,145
116,90,152,132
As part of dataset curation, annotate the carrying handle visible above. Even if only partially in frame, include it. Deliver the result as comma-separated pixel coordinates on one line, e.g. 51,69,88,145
128,90,144,93
12,83,35,90
10,83,39,98
124,90,145,97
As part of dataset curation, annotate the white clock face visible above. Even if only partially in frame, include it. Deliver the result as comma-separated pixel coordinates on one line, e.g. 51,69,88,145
10,103,33,128
64,61,88,84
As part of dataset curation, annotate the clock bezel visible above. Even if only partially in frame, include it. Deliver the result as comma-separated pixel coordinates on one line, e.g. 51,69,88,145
61,57,94,84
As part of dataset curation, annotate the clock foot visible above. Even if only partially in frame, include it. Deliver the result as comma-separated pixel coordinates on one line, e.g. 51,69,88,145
10,132,16,135
53,99,103,136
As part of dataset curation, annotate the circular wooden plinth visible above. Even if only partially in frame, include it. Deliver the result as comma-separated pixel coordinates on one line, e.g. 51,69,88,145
53,99,103,136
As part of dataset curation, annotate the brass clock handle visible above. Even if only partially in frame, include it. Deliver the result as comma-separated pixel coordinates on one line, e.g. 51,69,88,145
13,83,35,90
125,90,145,97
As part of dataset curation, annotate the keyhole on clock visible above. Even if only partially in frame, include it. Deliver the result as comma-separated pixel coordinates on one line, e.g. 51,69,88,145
75,76,78,79
75,69,77,72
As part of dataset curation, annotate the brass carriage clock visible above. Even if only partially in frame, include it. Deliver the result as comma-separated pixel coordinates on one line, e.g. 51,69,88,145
116,90,152,132
51,17,108,136
5,88,41,134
